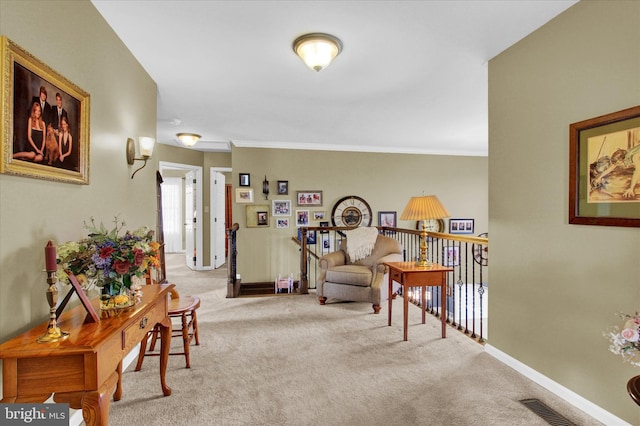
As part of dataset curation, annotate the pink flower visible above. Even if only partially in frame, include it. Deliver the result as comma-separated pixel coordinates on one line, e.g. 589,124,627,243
621,327,639,342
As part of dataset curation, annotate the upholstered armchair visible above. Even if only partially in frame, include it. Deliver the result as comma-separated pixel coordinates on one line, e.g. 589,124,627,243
317,231,403,314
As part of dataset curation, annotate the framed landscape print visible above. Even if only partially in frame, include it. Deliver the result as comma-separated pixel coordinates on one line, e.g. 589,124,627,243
236,188,254,203
569,106,640,227
1,36,90,184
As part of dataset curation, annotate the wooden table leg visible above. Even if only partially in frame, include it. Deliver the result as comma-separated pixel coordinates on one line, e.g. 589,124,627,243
113,361,123,401
403,283,409,341
159,317,172,396
441,283,446,338
421,285,426,324
387,273,393,327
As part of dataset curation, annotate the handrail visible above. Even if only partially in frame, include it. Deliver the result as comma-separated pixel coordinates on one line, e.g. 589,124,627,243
226,223,240,298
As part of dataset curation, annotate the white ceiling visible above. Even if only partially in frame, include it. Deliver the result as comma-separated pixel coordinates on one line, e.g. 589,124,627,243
91,0,577,156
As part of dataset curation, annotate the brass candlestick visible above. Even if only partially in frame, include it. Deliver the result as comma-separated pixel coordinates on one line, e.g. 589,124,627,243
37,270,69,343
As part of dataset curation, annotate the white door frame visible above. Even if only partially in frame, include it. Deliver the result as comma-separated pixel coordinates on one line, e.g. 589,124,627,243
160,161,204,270
210,167,232,269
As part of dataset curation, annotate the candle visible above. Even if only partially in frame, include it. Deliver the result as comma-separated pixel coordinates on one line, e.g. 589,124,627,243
45,241,57,271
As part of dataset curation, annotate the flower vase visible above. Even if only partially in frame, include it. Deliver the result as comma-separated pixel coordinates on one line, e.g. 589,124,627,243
100,279,136,311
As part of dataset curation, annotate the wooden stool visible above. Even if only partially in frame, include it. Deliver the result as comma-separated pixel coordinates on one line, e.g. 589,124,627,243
136,289,201,369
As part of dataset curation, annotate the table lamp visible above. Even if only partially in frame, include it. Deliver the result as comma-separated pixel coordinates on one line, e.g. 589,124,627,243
400,195,450,267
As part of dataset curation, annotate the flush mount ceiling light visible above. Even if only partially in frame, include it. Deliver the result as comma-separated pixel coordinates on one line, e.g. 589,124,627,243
292,33,342,72
176,133,201,147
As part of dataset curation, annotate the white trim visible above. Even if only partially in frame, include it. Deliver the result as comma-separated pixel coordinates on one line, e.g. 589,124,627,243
484,344,629,426
210,167,231,269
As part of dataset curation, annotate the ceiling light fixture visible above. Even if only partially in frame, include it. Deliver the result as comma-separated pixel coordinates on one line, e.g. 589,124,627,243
176,133,201,147
292,33,342,72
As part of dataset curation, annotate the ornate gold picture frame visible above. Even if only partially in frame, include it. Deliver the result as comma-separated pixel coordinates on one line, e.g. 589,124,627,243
0,36,90,184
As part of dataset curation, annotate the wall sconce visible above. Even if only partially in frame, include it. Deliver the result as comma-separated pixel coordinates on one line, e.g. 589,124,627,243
126,136,155,179
262,176,269,199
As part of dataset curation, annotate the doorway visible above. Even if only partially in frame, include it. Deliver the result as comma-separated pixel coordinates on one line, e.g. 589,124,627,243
159,161,203,270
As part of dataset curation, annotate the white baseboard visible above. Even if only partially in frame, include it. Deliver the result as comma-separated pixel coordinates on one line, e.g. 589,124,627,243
484,344,629,426
68,343,141,426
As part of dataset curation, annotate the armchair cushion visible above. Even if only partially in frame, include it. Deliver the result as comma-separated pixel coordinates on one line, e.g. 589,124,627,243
326,265,372,287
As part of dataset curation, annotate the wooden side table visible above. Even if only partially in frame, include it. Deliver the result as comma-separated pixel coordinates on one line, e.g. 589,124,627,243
0,284,174,426
385,261,452,341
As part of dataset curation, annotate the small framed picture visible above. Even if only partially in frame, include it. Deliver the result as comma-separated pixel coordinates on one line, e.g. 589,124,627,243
443,246,460,267
298,228,316,245
236,188,254,203
319,221,329,233
313,211,325,220
296,190,322,206
257,211,268,226
239,173,250,187
277,180,288,195
272,199,291,216
296,210,309,226
449,218,474,234
378,211,397,227
276,218,290,229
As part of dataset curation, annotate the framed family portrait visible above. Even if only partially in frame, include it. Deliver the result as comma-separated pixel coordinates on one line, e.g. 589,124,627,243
1,36,90,184
449,218,474,234
569,106,640,227
378,211,397,227
296,210,309,226
276,218,290,229
272,199,291,216
296,190,322,206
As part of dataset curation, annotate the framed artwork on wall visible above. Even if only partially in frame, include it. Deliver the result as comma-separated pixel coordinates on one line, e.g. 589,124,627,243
569,105,640,227
443,246,460,267
272,200,291,216
296,210,309,226
296,190,322,206
0,36,90,184
236,188,254,203
245,205,269,228
277,180,288,194
239,173,250,186
276,218,289,229
449,218,474,234
378,211,397,227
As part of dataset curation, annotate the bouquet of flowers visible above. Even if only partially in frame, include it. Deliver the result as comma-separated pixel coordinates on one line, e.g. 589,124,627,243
604,312,640,367
56,217,160,298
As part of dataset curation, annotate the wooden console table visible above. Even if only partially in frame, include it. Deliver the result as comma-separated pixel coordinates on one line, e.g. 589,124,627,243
0,283,174,426
385,261,452,341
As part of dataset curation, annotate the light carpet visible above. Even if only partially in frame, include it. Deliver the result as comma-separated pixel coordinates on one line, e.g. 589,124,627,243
108,254,602,426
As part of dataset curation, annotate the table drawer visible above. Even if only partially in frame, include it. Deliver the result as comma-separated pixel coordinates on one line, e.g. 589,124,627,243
404,271,445,286
123,303,165,353
389,269,403,283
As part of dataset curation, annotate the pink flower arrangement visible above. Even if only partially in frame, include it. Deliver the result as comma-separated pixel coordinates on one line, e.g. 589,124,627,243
605,312,640,367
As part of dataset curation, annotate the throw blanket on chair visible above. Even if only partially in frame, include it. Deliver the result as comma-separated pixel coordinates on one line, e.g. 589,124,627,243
345,227,379,261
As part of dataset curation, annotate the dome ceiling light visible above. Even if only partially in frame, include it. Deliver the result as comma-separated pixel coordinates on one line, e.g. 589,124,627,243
292,33,342,72
176,133,201,147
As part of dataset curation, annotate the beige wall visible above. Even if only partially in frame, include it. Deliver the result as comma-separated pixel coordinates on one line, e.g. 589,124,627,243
489,1,640,423
0,0,158,342
232,147,488,283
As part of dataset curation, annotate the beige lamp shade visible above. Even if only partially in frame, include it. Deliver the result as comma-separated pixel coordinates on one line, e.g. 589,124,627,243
400,195,450,221
138,137,155,157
